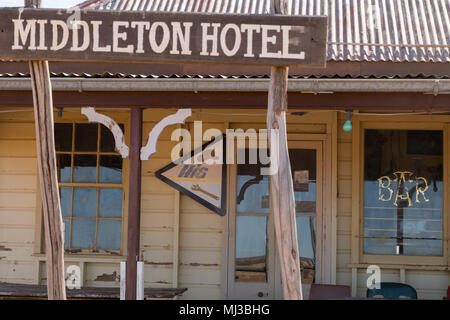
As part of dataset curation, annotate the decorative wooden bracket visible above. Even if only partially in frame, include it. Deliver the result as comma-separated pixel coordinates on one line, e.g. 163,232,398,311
140,109,192,161
81,107,129,158
237,175,263,204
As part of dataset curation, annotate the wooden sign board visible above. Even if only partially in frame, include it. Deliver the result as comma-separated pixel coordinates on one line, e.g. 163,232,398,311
0,8,327,66
155,135,227,216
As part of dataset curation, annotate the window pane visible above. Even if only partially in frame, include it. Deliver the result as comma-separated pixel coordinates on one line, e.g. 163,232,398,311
73,155,97,183
75,124,98,152
57,154,71,183
60,187,72,217
99,155,122,184
236,149,270,214
235,215,267,282
99,189,123,218
100,124,124,152
97,220,122,250
402,239,442,256
289,149,317,214
363,129,443,256
73,188,97,218
296,216,316,284
71,220,96,249
54,123,72,152
63,218,70,249
236,175,269,214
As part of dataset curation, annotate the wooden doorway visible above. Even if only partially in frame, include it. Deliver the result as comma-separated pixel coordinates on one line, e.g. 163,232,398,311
226,139,327,299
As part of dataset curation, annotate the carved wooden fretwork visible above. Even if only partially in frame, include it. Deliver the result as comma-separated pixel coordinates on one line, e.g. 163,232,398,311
140,109,192,161
81,107,129,158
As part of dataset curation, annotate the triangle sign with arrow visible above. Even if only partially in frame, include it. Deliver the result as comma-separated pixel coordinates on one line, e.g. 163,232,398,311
155,134,227,216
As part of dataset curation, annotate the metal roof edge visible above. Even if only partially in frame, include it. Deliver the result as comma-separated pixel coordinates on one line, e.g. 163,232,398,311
1,77,449,94
2,60,448,79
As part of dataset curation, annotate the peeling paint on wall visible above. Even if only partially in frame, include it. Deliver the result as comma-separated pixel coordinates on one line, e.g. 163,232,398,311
144,261,173,266
95,271,118,282
104,250,120,255
143,244,171,250
65,249,81,254
0,245,12,251
183,263,219,267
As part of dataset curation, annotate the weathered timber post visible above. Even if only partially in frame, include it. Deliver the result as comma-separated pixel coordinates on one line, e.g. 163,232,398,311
267,0,303,300
125,108,143,300
26,0,66,300
25,0,41,7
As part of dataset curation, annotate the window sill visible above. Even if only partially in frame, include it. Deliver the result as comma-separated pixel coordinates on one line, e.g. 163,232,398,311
348,263,450,272
33,253,126,263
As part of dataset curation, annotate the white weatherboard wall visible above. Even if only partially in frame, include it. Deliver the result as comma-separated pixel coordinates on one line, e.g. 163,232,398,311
0,112,38,284
1,108,448,299
0,109,129,289
141,112,224,299
335,112,353,289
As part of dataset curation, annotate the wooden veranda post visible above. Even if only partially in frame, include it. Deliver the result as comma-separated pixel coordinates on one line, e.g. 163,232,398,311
26,0,66,300
268,0,303,300
125,108,143,300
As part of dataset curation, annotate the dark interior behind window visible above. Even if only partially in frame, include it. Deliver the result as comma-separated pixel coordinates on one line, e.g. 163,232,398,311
363,129,443,256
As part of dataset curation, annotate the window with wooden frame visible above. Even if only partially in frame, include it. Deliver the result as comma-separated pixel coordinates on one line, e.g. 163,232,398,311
54,122,124,253
363,129,443,256
353,120,448,266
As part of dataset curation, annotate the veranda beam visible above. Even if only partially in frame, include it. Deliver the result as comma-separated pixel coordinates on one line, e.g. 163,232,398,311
267,0,302,300
26,0,66,300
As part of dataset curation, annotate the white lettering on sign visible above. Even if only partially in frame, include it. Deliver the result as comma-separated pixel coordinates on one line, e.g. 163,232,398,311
12,18,36,50
113,21,134,53
91,20,111,52
260,24,282,58
70,20,89,52
281,26,305,59
36,19,47,50
241,24,261,57
130,21,150,53
220,23,241,56
50,20,69,51
10,18,306,60
170,22,193,55
149,21,170,53
200,22,221,56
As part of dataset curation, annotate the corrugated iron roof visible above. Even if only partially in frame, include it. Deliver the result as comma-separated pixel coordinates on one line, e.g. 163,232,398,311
0,71,447,79
79,0,450,63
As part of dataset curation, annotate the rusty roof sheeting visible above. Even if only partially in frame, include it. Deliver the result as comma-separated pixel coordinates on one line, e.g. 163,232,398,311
0,71,448,79
80,0,450,63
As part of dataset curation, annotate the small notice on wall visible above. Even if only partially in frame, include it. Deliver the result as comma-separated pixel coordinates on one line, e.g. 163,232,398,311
155,135,226,216
294,170,309,192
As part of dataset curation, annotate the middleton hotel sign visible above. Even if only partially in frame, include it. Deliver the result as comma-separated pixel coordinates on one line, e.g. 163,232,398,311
0,8,327,66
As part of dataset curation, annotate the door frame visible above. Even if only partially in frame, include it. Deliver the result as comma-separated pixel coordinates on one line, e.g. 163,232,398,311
226,161,276,299
274,140,324,299
287,133,335,286
221,124,337,299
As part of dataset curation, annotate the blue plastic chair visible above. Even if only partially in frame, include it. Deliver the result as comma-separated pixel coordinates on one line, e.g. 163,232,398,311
367,282,417,299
